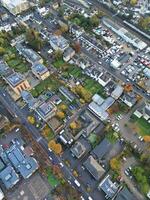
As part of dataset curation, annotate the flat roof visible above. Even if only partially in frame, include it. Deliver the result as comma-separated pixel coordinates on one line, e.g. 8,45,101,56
0,165,19,189
6,72,23,87
50,35,69,50
32,63,48,75
59,86,75,102
37,101,55,118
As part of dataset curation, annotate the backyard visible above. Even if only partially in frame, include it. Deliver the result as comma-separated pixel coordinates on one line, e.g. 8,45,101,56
130,115,150,136
46,168,59,188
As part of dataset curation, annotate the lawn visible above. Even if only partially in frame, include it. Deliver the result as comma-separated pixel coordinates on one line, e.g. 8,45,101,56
68,66,83,78
131,115,150,136
84,78,107,98
88,133,100,148
46,168,59,188
53,59,65,69
31,76,62,97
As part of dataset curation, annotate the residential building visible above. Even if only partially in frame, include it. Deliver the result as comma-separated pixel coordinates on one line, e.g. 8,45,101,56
121,91,137,107
59,86,75,102
49,35,69,51
63,47,75,62
59,130,73,145
115,187,136,200
5,72,30,95
71,138,91,159
70,24,84,38
32,63,50,80
98,175,119,199
92,138,112,160
36,100,57,121
111,85,123,99
83,155,105,181
21,91,37,109
16,44,43,64
1,0,30,15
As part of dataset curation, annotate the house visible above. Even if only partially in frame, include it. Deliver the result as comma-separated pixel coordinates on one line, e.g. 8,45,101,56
98,175,119,199
49,35,69,51
71,138,91,159
92,138,112,160
63,47,75,62
83,155,105,181
115,187,136,200
16,44,43,64
121,92,137,107
32,63,50,80
70,24,84,38
59,86,75,102
36,100,57,121
21,91,37,109
59,130,73,145
1,0,30,15
111,85,123,100
98,72,111,87
143,102,150,120
4,72,30,95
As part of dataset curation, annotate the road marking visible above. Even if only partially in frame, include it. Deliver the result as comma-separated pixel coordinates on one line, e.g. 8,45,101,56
36,137,42,142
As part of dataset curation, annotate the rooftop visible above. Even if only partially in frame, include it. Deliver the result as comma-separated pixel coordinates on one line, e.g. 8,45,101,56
50,35,69,51
115,187,135,200
32,63,48,75
84,155,105,181
6,72,23,87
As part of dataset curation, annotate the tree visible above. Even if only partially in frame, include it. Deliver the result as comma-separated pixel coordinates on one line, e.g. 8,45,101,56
54,50,63,60
48,140,62,155
60,24,68,33
70,121,77,129
143,136,150,142
74,85,92,102
130,0,138,6
54,29,62,36
90,15,99,27
73,41,81,53
0,47,5,56
27,116,35,124
59,104,67,111
110,157,121,172
56,111,65,119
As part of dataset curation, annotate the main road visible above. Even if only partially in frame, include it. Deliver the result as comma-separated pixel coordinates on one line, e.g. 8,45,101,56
0,89,95,200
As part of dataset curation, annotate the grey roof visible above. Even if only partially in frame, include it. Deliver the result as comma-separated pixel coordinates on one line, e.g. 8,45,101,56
21,91,36,109
0,165,19,189
36,101,55,118
50,35,69,50
32,63,48,75
99,175,118,198
6,144,38,179
63,47,75,58
84,155,105,180
59,86,75,102
111,85,123,99
6,72,23,86
92,138,112,160
16,44,42,64
145,104,150,116
0,60,12,76
71,138,91,158
115,187,135,200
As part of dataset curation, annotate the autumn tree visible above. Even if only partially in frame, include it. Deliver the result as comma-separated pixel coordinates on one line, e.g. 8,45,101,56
143,136,150,142
60,24,68,33
48,140,62,155
90,15,99,27
74,85,92,102
70,121,77,129
73,41,81,53
110,157,121,173
130,0,138,6
27,116,35,125
59,104,67,111
56,111,65,119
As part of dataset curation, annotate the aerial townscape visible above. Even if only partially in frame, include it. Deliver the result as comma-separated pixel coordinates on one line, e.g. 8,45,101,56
0,0,150,199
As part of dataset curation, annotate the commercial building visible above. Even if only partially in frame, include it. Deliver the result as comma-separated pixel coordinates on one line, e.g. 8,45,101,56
84,155,105,181
110,59,121,69
103,17,147,50
1,0,30,15
111,85,123,100
49,35,69,51
98,175,119,199
32,63,50,80
16,44,43,64
5,72,30,95
36,100,57,121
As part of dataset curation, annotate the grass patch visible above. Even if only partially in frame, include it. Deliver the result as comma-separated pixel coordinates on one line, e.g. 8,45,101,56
84,78,106,98
130,115,150,136
53,59,65,69
46,168,59,188
106,131,118,144
88,133,101,148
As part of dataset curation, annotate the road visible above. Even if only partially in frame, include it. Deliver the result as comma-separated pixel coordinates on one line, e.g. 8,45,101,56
0,89,94,200
121,157,145,200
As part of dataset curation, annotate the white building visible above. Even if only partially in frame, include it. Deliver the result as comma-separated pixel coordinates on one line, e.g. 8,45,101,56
1,0,30,15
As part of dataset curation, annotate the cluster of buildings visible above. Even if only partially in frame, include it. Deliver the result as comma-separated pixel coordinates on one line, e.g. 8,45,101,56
0,139,38,198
